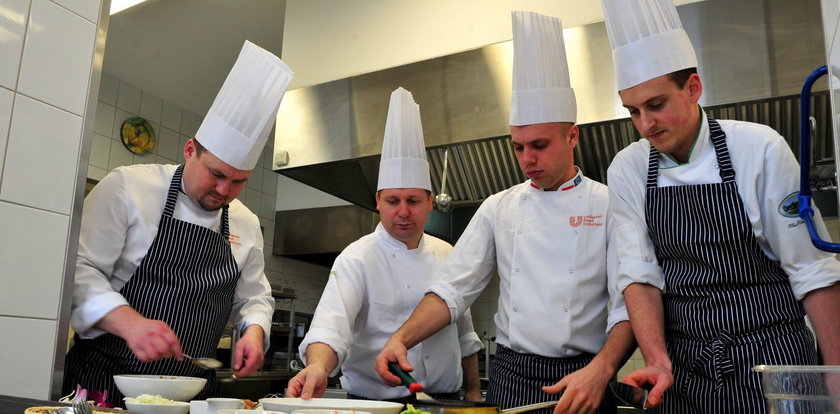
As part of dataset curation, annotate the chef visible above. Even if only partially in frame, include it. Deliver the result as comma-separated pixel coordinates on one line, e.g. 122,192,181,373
601,0,840,411
63,41,292,405
286,87,483,402
375,12,634,414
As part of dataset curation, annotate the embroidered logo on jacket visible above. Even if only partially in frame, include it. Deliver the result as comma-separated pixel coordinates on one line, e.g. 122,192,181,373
569,215,604,227
778,192,800,218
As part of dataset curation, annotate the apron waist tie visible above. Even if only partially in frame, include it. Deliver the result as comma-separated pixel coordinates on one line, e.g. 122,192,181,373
674,320,807,394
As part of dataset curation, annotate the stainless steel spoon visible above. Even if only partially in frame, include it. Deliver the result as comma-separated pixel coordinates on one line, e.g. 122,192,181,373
182,353,223,370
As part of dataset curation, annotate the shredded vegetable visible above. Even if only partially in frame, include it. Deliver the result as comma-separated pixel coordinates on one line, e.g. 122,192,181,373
400,404,433,414
124,394,178,405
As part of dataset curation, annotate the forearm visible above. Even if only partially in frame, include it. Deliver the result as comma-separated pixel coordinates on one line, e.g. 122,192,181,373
803,283,840,365
624,283,671,371
460,352,481,394
95,305,140,338
304,342,339,375
588,321,636,377
394,293,452,349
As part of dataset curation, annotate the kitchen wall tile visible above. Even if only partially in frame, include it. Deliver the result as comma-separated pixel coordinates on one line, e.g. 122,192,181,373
98,73,118,105
0,88,14,179
139,92,163,125
0,201,69,318
93,101,115,136
247,164,263,190
262,218,274,248
132,150,154,166
87,164,106,181
89,132,110,169
51,0,100,23
156,126,180,161
116,81,141,114
155,155,176,165
160,101,182,131
111,108,133,140
1,95,81,214
0,0,29,90
180,111,201,137
17,0,95,116
262,169,277,195
107,139,133,170
0,316,57,399
244,188,261,217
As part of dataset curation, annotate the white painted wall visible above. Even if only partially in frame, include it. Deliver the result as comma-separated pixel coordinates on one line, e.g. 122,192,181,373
0,0,105,399
282,0,704,89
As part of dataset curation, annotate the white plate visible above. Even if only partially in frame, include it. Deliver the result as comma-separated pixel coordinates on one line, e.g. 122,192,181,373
259,399,402,414
124,402,190,414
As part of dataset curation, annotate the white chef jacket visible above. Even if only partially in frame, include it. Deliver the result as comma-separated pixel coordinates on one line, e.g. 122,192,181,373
429,170,628,358
607,110,840,299
72,164,274,342
300,224,483,400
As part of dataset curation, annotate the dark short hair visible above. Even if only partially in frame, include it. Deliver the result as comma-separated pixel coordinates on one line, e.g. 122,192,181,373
193,139,205,156
668,68,698,88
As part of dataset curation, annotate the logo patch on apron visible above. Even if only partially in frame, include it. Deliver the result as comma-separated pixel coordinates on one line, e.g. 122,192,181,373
778,192,799,218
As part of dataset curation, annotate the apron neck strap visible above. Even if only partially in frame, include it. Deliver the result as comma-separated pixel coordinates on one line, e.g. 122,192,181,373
645,115,735,189
163,165,231,239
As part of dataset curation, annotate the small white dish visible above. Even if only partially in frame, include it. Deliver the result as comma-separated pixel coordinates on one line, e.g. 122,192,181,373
124,401,190,414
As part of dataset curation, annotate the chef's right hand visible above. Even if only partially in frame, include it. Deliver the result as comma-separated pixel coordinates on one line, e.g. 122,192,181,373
285,366,329,399
98,305,183,362
375,338,412,387
622,366,673,408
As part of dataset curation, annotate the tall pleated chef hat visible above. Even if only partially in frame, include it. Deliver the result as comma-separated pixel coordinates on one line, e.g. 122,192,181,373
602,0,698,91
509,11,576,126
195,40,294,170
377,87,432,191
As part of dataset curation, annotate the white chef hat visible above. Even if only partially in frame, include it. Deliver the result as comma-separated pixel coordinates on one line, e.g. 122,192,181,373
376,87,432,192
195,40,294,170
509,11,576,126
602,0,698,91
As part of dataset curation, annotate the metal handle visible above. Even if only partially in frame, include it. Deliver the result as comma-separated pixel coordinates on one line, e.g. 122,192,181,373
799,65,840,252
388,362,424,393
500,401,558,414
440,148,450,195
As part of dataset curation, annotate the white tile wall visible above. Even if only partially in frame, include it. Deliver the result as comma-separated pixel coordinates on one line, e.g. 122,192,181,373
51,0,100,24
139,92,163,125
0,316,59,399
98,73,118,105
181,110,201,137
156,126,181,161
1,94,82,214
89,132,110,168
17,0,95,116
116,81,141,113
0,0,30,90
0,201,69,319
93,98,115,135
160,101,182,131
0,88,14,178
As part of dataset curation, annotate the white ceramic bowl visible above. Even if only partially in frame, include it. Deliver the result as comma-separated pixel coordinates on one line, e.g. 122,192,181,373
113,375,206,401
259,398,402,414
124,401,190,414
217,410,288,414
293,410,372,414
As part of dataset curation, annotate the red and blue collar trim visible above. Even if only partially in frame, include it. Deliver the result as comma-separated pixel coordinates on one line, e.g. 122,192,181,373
530,171,583,191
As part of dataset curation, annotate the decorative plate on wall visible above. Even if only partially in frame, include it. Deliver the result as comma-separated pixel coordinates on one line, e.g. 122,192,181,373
120,117,156,154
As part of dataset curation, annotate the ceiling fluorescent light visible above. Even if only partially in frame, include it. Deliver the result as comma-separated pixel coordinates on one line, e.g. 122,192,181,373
110,0,148,15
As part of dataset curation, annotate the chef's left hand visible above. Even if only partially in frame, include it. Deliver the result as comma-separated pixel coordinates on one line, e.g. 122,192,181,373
232,325,265,377
542,362,610,414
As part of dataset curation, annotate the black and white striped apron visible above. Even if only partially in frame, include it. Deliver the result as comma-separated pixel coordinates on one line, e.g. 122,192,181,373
644,117,818,413
64,165,240,406
486,344,617,414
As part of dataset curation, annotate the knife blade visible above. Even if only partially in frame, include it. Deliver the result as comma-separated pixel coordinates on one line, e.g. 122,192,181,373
608,380,648,411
